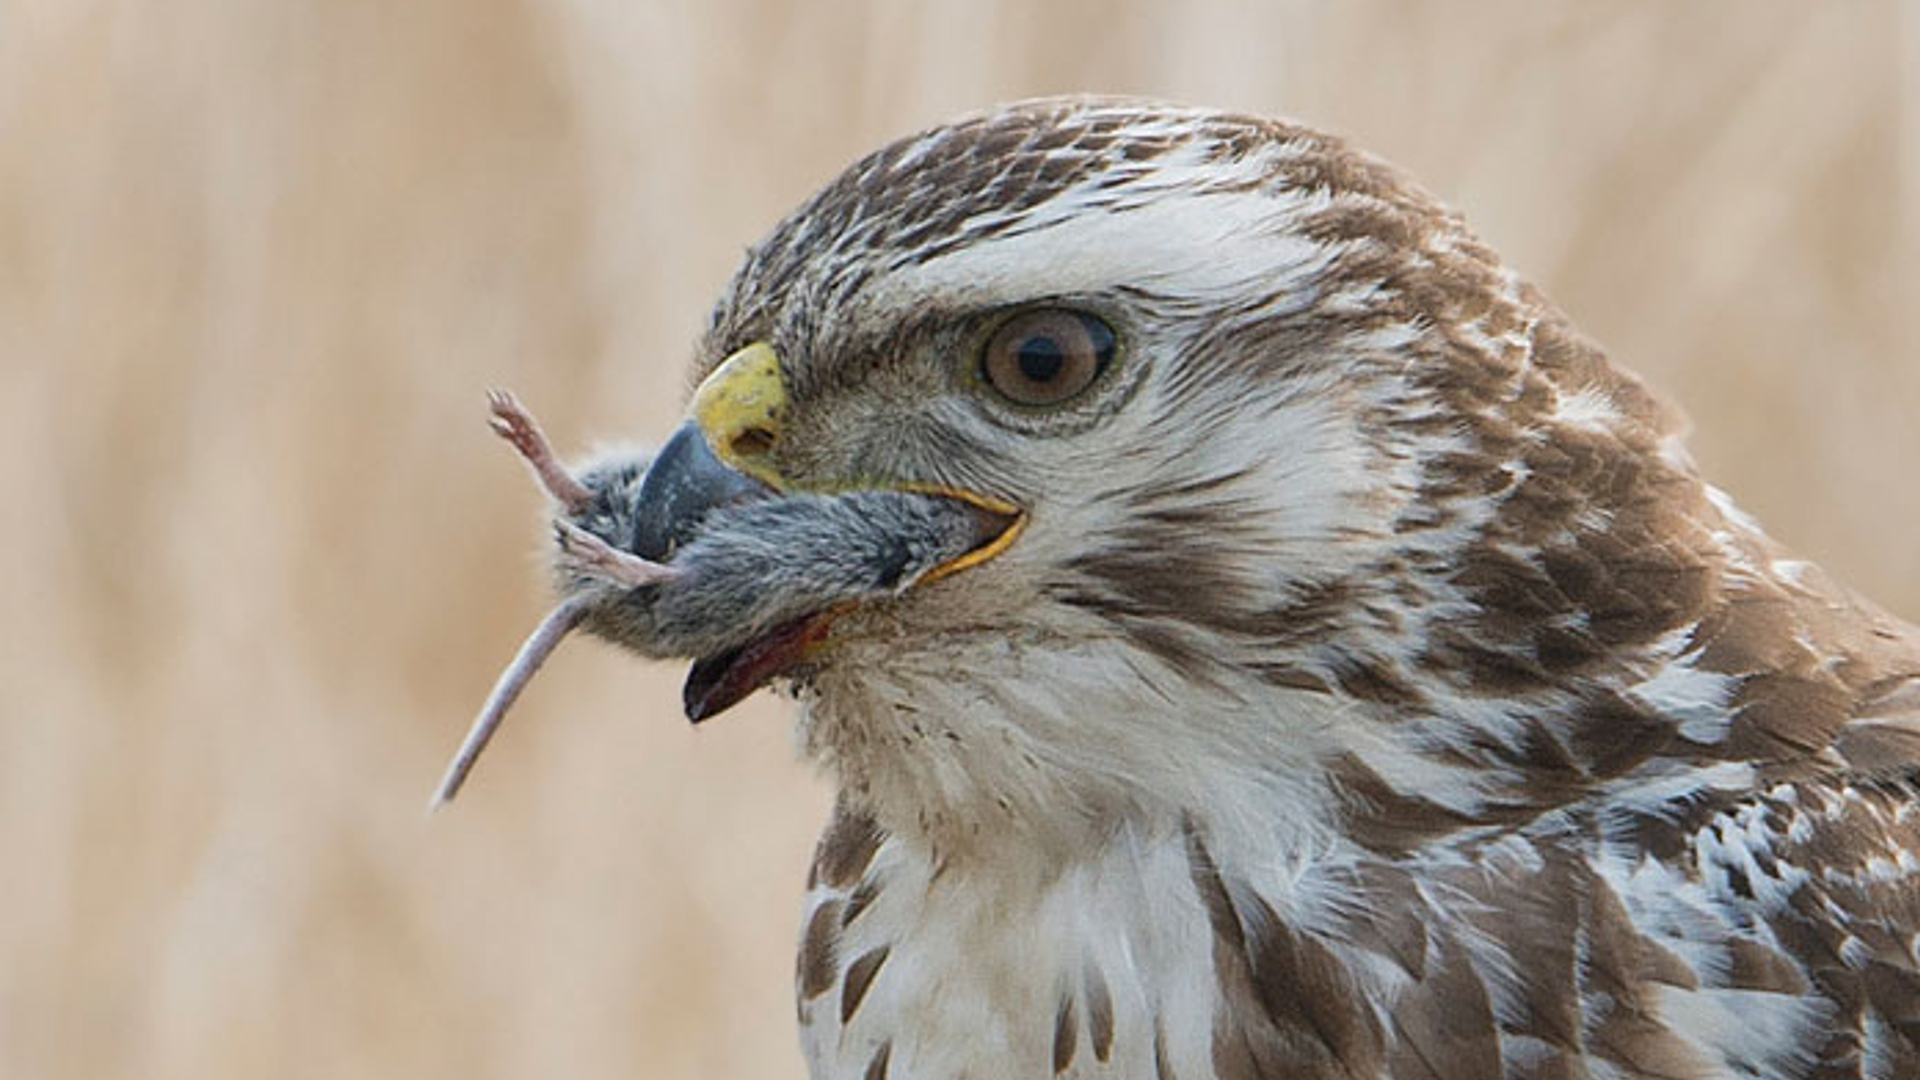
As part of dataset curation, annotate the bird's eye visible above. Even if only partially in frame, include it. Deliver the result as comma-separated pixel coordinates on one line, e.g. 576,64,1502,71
980,309,1115,408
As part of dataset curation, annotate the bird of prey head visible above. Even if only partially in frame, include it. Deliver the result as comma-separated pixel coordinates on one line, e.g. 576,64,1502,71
450,99,1920,1080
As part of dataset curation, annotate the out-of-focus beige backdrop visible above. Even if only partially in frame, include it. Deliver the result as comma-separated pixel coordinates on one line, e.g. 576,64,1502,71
4,2,1918,1077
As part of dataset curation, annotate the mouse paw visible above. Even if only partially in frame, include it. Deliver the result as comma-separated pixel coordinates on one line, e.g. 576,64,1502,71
554,520,677,589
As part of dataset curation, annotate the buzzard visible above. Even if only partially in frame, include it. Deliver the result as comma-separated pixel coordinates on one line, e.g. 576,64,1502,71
441,99,1920,1079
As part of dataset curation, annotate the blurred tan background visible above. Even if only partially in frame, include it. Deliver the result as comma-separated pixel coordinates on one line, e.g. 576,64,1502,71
4,2,1917,1077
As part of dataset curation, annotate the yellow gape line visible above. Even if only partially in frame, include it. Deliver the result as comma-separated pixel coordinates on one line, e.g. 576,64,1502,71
903,483,1028,584
690,341,789,489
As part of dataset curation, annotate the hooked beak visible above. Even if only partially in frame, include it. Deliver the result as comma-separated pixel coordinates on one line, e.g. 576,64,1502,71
630,341,787,559
631,422,773,561
646,341,1023,721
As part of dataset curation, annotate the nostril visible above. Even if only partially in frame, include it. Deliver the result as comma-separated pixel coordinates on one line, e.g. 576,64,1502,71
729,427,776,458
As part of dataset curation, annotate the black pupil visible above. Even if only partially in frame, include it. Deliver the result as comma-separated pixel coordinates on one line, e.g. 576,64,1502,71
1016,336,1066,383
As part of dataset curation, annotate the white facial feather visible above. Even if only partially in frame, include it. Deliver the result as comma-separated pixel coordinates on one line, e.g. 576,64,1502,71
867,166,1336,320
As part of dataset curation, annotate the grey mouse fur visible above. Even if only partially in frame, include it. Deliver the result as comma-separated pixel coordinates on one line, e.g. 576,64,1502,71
573,489,983,661
433,391,993,808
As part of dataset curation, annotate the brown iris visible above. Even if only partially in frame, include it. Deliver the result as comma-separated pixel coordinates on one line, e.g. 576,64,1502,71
980,308,1116,407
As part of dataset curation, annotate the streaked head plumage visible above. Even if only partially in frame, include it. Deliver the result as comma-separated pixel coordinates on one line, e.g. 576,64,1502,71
672,99,1718,856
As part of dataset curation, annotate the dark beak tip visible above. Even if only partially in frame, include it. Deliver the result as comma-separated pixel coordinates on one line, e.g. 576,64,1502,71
632,422,773,561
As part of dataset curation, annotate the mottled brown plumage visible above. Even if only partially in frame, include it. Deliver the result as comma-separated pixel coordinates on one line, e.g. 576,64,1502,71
494,98,1920,1078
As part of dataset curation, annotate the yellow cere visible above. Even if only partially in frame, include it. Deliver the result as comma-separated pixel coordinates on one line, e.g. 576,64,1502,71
691,341,790,488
